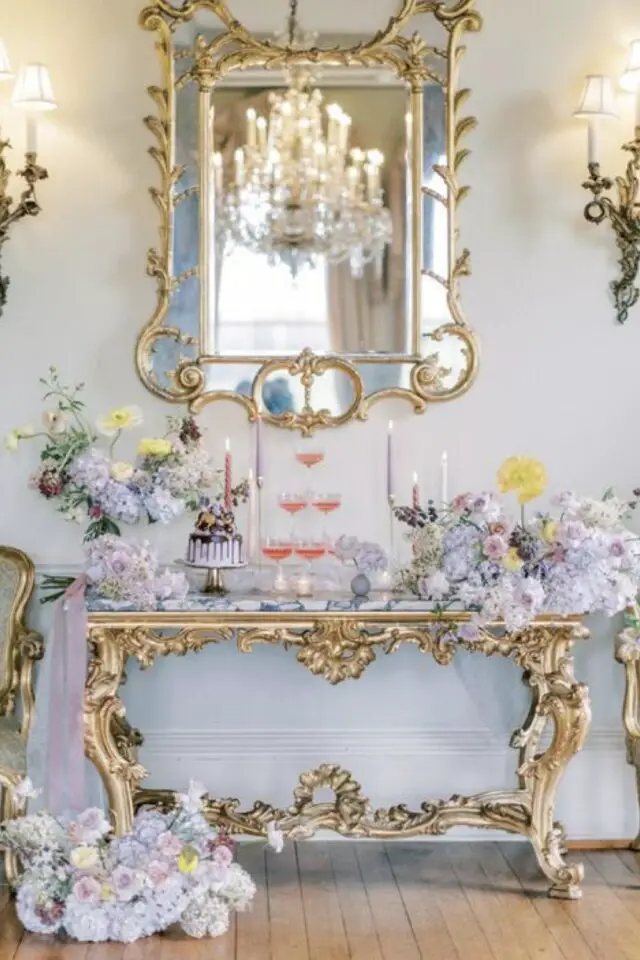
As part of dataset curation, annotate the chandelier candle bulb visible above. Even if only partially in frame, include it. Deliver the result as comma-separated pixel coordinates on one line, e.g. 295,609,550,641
234,148,244,187
246,107,257,148
256,115,267,154
213,152,223,194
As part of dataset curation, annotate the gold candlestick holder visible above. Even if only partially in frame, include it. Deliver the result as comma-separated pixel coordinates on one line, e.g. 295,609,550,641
204,567,227,595
0,141,50,317
580,128,640,324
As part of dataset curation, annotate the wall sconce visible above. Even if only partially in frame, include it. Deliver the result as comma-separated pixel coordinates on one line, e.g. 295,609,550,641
575,43,640,324
0,39,56,318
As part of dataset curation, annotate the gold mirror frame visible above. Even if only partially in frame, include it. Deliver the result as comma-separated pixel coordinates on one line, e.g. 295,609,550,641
137,0,482,435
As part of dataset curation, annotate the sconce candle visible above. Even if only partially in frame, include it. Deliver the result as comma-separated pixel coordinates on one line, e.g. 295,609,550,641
573,75,617,166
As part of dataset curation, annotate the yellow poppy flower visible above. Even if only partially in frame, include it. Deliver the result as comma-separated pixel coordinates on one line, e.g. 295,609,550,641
178,845,200,874
96,406,143,437
110,461,134,482
70,845,99,869
497,457,547,505
542,519,558,543
4,431,19,452
137,437,173,458
502,547,523,572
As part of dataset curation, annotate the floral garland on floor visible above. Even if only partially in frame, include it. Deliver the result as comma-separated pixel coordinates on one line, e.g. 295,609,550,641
0,779,282,942
394,457,640,633
5,368,248,600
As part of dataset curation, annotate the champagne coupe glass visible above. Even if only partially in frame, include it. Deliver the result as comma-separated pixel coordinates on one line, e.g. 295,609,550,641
278,492,308,539
261,537,293,592
311,493,341,552
295,448,325,469
294,539,327,590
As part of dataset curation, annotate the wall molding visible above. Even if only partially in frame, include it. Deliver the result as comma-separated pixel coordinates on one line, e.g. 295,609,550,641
140,726,626,759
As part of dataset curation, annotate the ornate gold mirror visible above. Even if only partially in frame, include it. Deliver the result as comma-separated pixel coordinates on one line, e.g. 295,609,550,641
138,0,482,434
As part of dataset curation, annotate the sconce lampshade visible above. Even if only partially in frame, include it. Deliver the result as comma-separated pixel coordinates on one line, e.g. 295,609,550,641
11,63,57,111
0,38,13,81
621,40,640,92
573,75,618,119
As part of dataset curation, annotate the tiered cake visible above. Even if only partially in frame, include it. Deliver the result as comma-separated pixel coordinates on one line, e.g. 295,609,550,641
187,503,245,568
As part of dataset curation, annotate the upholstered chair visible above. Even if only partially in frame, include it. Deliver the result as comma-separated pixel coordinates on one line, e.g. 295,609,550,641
0,547,43,886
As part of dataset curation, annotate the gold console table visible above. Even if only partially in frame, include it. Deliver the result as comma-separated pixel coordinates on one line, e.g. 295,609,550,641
84,595,591,899
616,604,640,849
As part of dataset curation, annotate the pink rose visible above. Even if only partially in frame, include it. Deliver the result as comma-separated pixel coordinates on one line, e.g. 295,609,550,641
156,832,183,857
147,860,171,885
212,845,233,869
72,875,102,905
451,493,472,515
111,865,140,902
483,534,508,561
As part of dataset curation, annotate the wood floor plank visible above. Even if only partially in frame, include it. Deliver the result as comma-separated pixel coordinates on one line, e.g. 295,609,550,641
354,842,421,960
296,843,349,960
0,897,24,960
386,842,464,960
479,844,565,960
265,841,309,960
234,843,269,960
327,842,383,960
446,842,530,960
500,843,619,960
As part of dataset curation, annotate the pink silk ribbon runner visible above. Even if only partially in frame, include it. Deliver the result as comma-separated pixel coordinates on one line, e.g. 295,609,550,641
46,574,89,816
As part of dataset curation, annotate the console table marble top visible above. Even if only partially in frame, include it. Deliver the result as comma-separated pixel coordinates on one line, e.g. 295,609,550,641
87,591,453,614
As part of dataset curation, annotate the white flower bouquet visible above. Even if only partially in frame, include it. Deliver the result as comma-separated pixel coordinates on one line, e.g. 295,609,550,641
0,780,282,943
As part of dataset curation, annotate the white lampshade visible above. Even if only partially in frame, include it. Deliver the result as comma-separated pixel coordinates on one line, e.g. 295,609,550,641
0,38,13,81
621,40,640,92
11,63,56,111
573,75,618,119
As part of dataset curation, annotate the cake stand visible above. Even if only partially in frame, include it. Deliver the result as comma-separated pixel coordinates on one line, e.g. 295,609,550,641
183,560,247,595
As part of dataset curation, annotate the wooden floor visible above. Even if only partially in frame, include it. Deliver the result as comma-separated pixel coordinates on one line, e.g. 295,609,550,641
4,842,640,959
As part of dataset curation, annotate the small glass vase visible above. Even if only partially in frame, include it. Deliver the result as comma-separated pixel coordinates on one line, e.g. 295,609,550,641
350,572,371,598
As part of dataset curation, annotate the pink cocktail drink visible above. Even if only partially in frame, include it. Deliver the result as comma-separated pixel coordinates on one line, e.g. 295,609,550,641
295,451,325,468
295,543,327,561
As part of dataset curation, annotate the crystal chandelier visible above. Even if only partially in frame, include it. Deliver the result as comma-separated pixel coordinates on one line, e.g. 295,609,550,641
213,0,393,279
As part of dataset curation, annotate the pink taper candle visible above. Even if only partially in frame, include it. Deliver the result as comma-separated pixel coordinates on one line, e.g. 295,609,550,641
224,438,232,511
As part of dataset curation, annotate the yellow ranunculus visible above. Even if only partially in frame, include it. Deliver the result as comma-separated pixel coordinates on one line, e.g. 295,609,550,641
4,431,19,452
101,884,115,901
96,405,143,437
502,547,524,572
137,437,172,458
178,845,200,875
542,519,558,544
110,461,134,482
497,457,547,505
70,845,99,870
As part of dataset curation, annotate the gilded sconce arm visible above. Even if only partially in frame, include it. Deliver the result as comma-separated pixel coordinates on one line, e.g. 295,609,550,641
0,139,49,318
581,133,640,324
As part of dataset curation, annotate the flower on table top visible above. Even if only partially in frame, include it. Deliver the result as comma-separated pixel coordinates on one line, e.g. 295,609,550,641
177,780,208,814
71,875,102,905
419,570,450,600
497,457,547,504
178,846,200,875
12,777,41,801
74,807,111,843
138,437,172,458
111,865,142,901
483,533,509,560
502,547,524,572
96,406,143,437
333,536,388,574
110,462,134,483
70,845,100,870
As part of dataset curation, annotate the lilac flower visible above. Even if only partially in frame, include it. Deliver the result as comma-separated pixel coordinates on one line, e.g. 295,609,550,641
69,450,111,496
112,866,141,902
145,488,185,524
419,571,450,600
72,875,103,905
99,481,142,525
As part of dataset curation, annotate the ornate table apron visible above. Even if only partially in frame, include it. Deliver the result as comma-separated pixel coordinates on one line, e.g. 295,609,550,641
85,608,591,899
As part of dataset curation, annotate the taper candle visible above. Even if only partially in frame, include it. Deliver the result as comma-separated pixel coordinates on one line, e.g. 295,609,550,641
255,415,263,482
224,438,232,511
412,471,420,509
440,451,448,505
386,420,395,499
247,468,258,564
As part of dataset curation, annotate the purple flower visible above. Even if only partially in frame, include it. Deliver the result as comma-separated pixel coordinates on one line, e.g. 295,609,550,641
111,865,141,902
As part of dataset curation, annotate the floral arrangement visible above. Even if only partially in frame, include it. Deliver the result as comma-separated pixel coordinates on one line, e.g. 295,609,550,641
5,369,224,541
85,536,189,608
394,456,640,633
334,536,388,574
0,779,282,943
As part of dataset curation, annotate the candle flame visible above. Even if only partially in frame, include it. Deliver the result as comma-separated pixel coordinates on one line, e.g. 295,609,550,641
388,420,393,432
412,472,418,484
225,438,230,452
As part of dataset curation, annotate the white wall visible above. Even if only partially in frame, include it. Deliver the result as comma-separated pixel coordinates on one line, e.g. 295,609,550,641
2,0,640,839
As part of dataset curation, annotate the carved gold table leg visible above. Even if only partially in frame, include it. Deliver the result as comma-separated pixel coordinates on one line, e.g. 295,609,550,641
86,627,146,835
615,617,640,850
514,625,591,898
